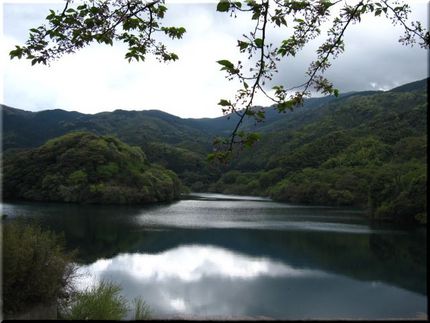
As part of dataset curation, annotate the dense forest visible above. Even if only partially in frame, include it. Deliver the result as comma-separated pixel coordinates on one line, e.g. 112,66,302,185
211,79,427,224
2,132,182,204
1,78,427,223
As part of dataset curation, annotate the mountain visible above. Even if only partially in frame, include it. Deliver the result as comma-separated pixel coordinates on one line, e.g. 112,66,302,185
209,79,427,224
2,132,182,204
1,78,427,223
1,105,212,152
389,78,428,93
2,78,427,151
1,104,220,188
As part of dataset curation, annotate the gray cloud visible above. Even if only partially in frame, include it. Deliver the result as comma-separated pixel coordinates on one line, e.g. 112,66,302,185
268,2,428,92
2,2,428,117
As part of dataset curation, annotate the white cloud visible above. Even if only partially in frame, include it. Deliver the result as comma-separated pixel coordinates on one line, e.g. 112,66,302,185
1,1,428,117
2,2,248,117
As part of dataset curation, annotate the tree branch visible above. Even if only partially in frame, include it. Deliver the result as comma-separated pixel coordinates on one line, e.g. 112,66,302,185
228,0,270,152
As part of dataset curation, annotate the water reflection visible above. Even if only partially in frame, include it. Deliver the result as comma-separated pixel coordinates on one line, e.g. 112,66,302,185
134,199,379,234
75,244,426,320
2,195,427,319
184,192,272,201
76,245,321,287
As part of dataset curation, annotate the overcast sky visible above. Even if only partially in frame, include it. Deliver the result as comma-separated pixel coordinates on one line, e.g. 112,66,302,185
1,0,428,118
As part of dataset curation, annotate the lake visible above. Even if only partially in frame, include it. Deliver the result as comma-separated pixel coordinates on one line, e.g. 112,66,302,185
2,193,427,320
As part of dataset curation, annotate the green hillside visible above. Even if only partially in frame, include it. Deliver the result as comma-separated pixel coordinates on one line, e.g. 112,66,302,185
2,132,182,204
209,84,427,224
1,105,221,189
1,78,427,223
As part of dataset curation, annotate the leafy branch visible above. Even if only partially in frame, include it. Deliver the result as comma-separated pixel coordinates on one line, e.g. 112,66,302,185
211,0,429,162
9,0,186,65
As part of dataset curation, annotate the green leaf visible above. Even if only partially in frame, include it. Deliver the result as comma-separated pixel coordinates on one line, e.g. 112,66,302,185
256,111,265,119
217,1,230,12
248,132,260,141
169,53,179,61
238,40,249,51
9,46,24,59
218,99,231,106
90,7,99,14
254,38,264,48
333,88,339,97
207,152,217,162
216,59,234,69
243,132,261,148
277,100,294,112
207,151,231,163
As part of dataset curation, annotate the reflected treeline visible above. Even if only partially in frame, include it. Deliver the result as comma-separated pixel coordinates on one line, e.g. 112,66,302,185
2,202,165,263
3,201,426,296
129,228,427,296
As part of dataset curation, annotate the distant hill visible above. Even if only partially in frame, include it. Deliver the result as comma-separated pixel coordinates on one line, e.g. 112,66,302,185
208,79,427,224
388,77,428,93
3,79,426,152
1,105,212,152
2,132,182,204
1,78,427,223
1,105,218,188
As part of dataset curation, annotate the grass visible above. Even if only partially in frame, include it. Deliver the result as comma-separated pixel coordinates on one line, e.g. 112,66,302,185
61,280,151,320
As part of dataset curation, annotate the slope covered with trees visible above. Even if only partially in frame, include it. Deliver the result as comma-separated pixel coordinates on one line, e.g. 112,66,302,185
1,105,218,191
209,79,427,224
2,132,182,204
1,78,427,223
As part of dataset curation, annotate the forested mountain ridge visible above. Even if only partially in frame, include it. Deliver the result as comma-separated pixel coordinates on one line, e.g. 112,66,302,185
210,79,427,224
2,78,426,151
1,106,212,153
1,104,218,188
1,78,427,223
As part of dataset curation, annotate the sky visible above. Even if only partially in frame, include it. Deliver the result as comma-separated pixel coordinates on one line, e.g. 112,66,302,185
1,0,428,118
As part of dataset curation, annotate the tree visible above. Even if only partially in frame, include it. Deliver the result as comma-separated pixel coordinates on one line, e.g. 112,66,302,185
10,0,429,159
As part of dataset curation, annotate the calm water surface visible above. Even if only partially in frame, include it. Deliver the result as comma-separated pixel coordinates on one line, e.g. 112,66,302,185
2,193,427,319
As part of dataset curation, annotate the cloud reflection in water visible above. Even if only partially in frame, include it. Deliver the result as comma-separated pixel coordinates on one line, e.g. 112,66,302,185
74,244,425,319
76,244,320,287
75,244,322,318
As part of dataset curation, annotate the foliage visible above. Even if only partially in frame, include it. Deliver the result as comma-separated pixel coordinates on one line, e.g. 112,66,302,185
9,0,185,65
60,280,151,320
2,221,76,316
368,162,427,224
213,0,428,153
208,86,427,224
2,131,183,204
133,297,152,320
61,281,128,320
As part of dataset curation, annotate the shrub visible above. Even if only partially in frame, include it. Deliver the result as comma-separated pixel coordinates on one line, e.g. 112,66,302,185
133,297,151,320
2,221,76,316
62,281,128,320
61,281,151,320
